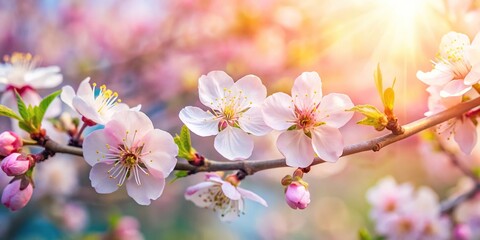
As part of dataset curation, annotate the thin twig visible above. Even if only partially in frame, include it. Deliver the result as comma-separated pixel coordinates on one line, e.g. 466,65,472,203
34,96,480,175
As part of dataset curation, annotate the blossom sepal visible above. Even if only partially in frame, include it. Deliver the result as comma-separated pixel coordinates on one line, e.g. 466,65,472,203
348,105,388,131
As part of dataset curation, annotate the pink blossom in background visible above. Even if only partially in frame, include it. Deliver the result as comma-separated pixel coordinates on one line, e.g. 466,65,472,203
83,110,178,205
262,72,354,167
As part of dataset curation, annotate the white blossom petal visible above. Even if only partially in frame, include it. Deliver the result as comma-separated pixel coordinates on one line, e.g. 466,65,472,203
72,97,103,124
454,118,477,154
276,130,315,168
89,163,119,194
311,125,344,162
232,74,267,108
317,93,354,128
291,72,323,109
214,126,253,160
60,85,76,110
198,71,234,109
179,106,220,137
221,182,242,200
185,182,217,208
262,92,296,131
237,188,268,207
238,106,271,136
25,66,62,89
126,173,165,205
464,64,480,85
142,129,178,177
440,80,472,97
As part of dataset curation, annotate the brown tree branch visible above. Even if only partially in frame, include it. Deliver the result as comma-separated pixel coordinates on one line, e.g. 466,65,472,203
36,96,480,175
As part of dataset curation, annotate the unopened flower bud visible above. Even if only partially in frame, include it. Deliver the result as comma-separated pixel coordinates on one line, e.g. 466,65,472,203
285,182,310,210
1,180,33,211
113,216,144,240
0,131,22,156
1,153,30,176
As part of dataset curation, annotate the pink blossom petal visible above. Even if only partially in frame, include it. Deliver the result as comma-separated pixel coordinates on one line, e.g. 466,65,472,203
317,93,354,128
237,188,268,207
20,89,42,106
179,106,220,137
198,71,234,109
440,80,472,97
454,118,477,155
89,163,119,194
214,126,253,160
464,64,480,85
277,130,315,168
72,97,103,124
262,92,296,131
238,106,271,136
311,125,344,162
221,182,242,200
185,182,217,208
106,111,154,142
291,72,323,109
126,173,165,205
25,66,62,89
83,130,115,166
142,129,178,177
60,85,76,110
232,74,267,108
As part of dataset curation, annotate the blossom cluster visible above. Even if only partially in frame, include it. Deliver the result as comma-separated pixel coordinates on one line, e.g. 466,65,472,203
418,31,480,154
367,177,450,239
179,70,354,167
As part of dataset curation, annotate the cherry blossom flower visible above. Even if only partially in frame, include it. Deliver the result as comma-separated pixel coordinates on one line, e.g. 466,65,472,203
83,110,178,205
179,71,271,160
0,53,62,121
417,31,480,97
61,78,141,125
262,72,354,167
425,85,477,154
185,173,267,222
111,216,144,240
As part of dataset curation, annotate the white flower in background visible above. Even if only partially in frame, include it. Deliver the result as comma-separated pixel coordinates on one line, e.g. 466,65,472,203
0,53,62,119
262,72,354,167
83,111,178,205
417,31,480,97
185,173,267,222
61,78,141,125
425,85,477,154
179,71,271,160
34,155,80,198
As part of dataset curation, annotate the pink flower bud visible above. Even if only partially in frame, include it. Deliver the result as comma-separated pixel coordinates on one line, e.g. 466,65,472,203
285,182,310,210
1,153,30,176
0,131,22,156
2,180,33,211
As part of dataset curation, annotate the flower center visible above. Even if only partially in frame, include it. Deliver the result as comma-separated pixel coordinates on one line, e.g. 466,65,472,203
92,83,122,114
294,105,318,131
122,153,138,167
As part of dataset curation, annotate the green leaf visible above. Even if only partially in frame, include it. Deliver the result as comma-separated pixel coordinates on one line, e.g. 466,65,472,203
174,125,195,160
384,87,395,111
18,121,34,133
37,90,61,123
169,170,189,184
0,105,21,120
374,64,384,105
14,90,28,120
358,228,373,240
